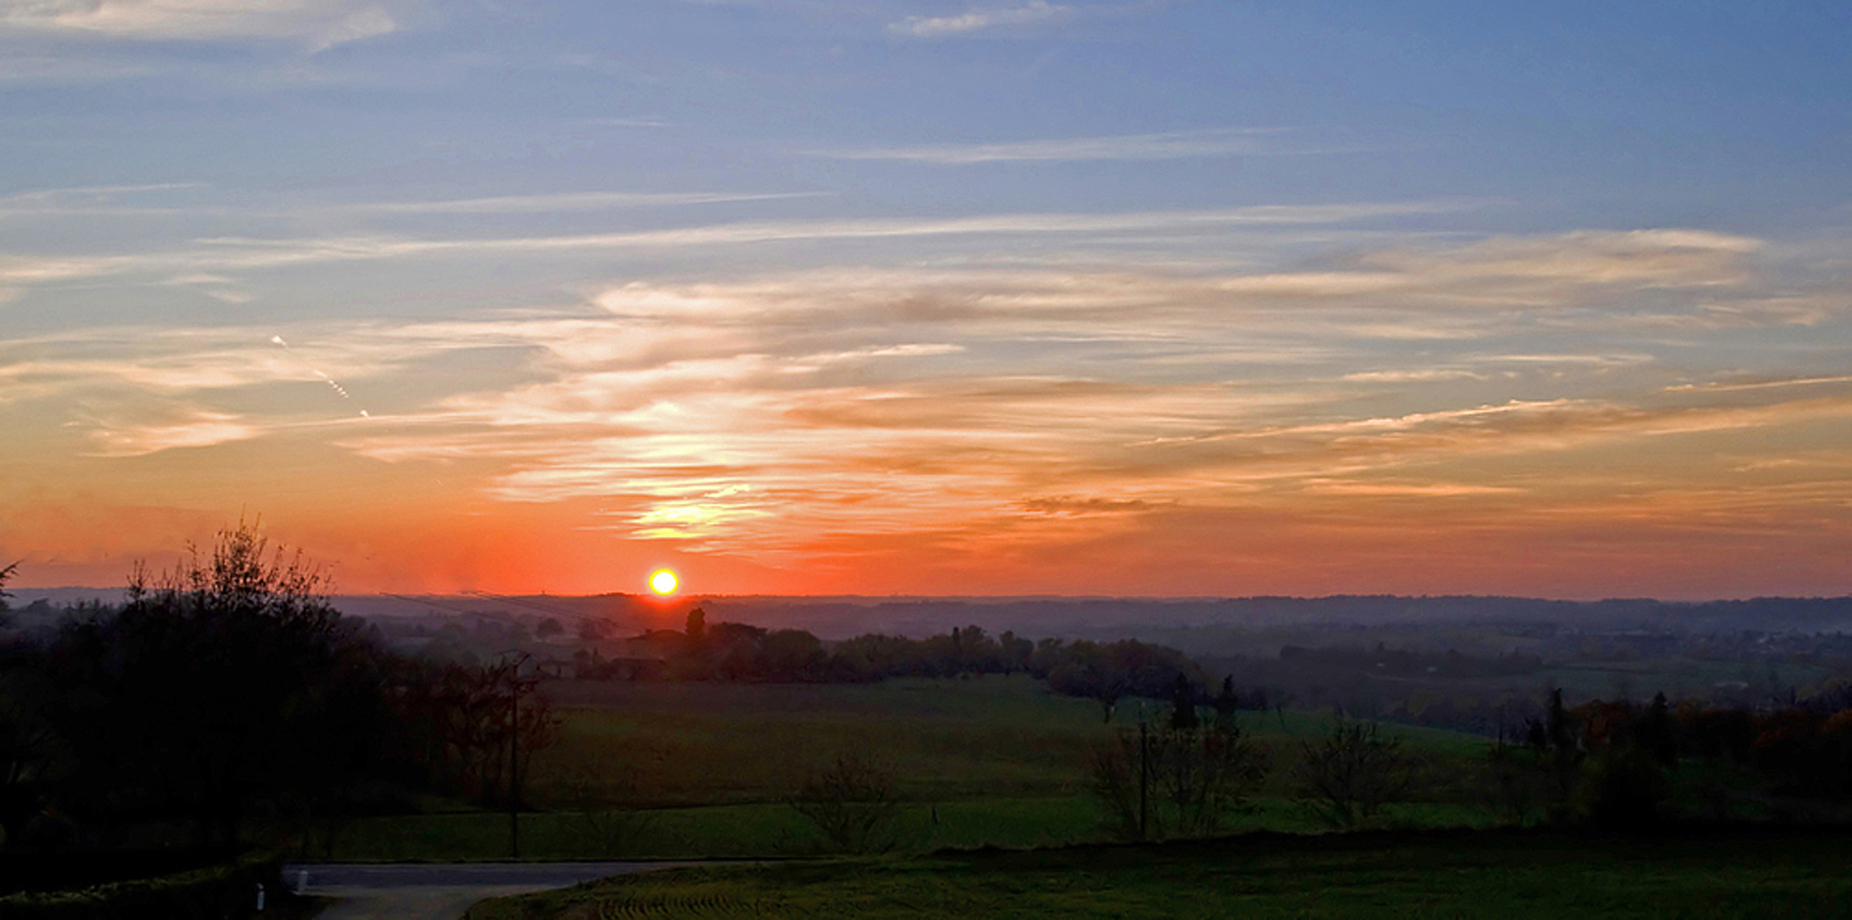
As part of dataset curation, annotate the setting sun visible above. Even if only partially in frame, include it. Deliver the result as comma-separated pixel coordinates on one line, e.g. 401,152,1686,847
650,570,678,595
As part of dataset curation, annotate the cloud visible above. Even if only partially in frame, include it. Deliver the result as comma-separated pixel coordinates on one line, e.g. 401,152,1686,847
350,190,823,215
0,201,1473,287
1020,496,1156,515
1340,369,1486,383
0,51,165,82
0,0,403,48
8,225,1847,564
0,183,200,207
1300,480,1522,497
888,0,1069,38
580,117,671,128
1357,230,1760,293
82,408,258,457
810,128,1334,164
1134,393,1852,486
1666,375,1852,394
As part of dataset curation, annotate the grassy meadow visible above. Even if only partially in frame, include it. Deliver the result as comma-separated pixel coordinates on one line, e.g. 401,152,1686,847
465,829,1852,920
314,675,1500,861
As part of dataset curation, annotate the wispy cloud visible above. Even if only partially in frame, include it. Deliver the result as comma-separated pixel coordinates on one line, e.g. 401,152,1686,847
581,117,671,129
1340,369,1486,384
888,0,1069,38
0,201,1472,285
0,0,403,49
9,226,1847,570
0,182,205,217
0,185,821,225
350,190,822,215
81,408,258,457
809,128,1355,164
1666,375,1852,394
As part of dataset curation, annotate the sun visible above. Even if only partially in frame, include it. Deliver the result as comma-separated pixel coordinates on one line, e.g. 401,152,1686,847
649,569,678,595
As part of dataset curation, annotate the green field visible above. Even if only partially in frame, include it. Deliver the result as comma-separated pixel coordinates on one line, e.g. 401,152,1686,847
469,829,1852,920
530,675,1115,806
319,796,1501,861
309,675,1500,861
530,676,1490,806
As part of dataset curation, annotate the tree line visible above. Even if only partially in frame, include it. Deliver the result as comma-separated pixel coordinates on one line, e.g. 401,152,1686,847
579,607,1207,721
1485,687,1852,828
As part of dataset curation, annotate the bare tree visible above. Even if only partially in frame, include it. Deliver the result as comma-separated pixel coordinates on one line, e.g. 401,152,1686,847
1094,719,1269,841
563,765,653,858
421,658,560,809
1294,717,1413,829
789,751,902,853
0,560,16,625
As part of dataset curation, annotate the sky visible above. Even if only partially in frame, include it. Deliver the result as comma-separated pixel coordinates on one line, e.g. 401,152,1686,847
2,1,1851,600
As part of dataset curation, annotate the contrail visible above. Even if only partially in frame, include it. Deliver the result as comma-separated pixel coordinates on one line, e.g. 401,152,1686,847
312,369,350,399
272,335,369,418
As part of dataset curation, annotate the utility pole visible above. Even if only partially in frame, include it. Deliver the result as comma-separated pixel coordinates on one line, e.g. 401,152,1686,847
1138,714,1149,842
501,651,533,860
509,670,521,859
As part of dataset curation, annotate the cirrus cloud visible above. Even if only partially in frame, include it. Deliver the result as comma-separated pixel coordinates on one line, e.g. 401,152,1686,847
0,0,405,49
888,0,1069,38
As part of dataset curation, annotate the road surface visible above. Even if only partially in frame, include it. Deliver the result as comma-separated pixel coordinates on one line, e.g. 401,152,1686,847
285,861,701,920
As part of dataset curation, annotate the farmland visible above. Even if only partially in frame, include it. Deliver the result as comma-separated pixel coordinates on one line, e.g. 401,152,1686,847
469,828,1852,920
314,675,1496,861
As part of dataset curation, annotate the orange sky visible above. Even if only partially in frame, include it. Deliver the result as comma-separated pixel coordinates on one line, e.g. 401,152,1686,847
7,242,1852,599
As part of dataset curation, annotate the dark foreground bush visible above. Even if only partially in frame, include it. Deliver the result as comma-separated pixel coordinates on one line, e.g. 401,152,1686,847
0,854,280,920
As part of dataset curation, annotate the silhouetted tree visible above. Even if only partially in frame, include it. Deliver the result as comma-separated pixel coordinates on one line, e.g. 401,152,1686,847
1294,717,1413,828
1169,674,1198,731
410,656,560,808
998,630,1033,675
45,520,394,850
1639,691,1677,765
1213,676,1240,728
0,564,58,847
1483,736,1549,826
0,561,15,626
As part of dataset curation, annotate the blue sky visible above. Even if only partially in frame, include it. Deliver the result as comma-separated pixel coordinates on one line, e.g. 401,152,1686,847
3,1,1851,598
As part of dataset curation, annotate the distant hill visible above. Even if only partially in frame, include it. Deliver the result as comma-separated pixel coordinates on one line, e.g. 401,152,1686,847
12,589,1852,639
690,594,1852,639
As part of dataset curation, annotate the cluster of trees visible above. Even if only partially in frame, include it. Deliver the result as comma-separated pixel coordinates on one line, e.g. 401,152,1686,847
1096,675,1852,839
579,609,1206,721
1487,688,1852,828
1091,678,1418,840
0,524,558,855
1092,689,1267,840
390,656,561,810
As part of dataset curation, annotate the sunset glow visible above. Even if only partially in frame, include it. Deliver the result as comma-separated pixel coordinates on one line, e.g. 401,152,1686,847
1,5,1849,599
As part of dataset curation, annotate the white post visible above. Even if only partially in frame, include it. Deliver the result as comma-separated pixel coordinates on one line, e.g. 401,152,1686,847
255,883,266,912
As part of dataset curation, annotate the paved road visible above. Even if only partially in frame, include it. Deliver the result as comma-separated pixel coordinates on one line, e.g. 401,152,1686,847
285,861,701,920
